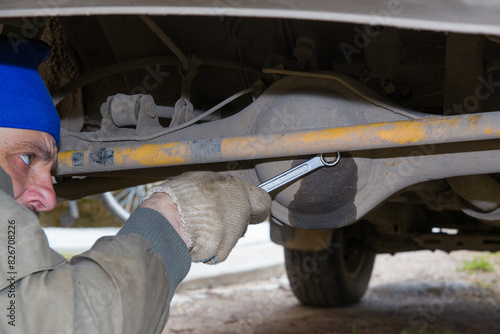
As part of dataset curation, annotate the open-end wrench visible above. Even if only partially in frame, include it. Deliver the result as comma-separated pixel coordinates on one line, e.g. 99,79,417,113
258,153,341,193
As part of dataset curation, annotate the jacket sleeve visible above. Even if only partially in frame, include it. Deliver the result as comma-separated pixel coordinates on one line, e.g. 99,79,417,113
0,205,191,334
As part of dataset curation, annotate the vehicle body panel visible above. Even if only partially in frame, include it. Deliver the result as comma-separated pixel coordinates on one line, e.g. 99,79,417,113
0,0,499,35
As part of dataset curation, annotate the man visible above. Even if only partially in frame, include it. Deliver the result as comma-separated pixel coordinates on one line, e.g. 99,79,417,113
0,37,271,333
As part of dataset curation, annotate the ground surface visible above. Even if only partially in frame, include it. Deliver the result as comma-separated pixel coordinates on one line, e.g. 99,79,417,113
165,250,500,334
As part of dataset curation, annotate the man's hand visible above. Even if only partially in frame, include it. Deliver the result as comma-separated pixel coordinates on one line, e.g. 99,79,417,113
140,172,271,264
139,192,190,244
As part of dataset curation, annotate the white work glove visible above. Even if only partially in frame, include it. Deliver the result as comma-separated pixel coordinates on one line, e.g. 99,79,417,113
143,171,271,264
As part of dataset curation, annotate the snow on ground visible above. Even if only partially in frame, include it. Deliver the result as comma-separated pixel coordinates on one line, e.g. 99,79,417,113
43,227,120,254
43,223,285,285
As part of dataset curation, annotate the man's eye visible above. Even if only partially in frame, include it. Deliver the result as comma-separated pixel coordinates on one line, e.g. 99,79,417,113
20,154,33,166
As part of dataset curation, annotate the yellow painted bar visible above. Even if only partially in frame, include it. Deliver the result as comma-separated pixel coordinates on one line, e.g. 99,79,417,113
57,111,500,176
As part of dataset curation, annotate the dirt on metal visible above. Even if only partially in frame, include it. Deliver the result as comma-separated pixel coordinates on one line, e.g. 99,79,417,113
165,250,500,334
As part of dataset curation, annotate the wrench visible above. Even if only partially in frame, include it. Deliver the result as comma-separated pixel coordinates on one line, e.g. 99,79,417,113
258,153,341,193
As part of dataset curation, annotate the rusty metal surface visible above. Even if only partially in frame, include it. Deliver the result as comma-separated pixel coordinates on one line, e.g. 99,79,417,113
53,74,500,229
57,111,500,176
54,74,500,229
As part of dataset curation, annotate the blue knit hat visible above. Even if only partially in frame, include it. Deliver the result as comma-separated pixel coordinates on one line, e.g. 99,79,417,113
0,36,60,146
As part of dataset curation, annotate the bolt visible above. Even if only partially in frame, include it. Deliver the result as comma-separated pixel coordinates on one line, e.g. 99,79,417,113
141,97,158,118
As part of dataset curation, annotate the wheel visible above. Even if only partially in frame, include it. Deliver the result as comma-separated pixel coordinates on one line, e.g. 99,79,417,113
284,222,375,307
100,182,162,222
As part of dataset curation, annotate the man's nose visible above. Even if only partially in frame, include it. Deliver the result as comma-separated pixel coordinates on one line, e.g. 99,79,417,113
24,174,57,212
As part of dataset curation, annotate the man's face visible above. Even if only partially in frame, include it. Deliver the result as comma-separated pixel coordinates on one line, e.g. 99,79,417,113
0,128,57,215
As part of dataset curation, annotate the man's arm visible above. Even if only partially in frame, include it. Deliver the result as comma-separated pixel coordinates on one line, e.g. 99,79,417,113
138,192,190,245
117,202,191,301
0,171,270,333
0,195,190,333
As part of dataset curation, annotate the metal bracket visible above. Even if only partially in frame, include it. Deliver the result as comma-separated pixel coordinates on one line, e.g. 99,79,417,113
171,56,201,127
100,93,163,137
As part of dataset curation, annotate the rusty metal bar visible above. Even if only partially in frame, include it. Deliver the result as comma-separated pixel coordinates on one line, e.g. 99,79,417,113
57,111,500,176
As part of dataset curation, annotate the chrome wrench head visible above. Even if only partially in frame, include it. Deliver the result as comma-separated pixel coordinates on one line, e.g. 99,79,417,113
258,152,341,193
319,152,341,166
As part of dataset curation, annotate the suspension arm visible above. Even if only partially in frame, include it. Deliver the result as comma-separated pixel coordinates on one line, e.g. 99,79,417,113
56,111,500,176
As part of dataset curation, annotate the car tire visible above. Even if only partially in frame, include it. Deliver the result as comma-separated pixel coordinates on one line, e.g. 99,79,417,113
284,222,375,307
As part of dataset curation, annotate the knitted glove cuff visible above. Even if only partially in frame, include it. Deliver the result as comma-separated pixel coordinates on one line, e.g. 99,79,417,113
143,185,193,250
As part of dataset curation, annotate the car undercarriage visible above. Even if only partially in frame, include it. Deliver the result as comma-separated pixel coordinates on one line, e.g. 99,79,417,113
2,0,500,307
